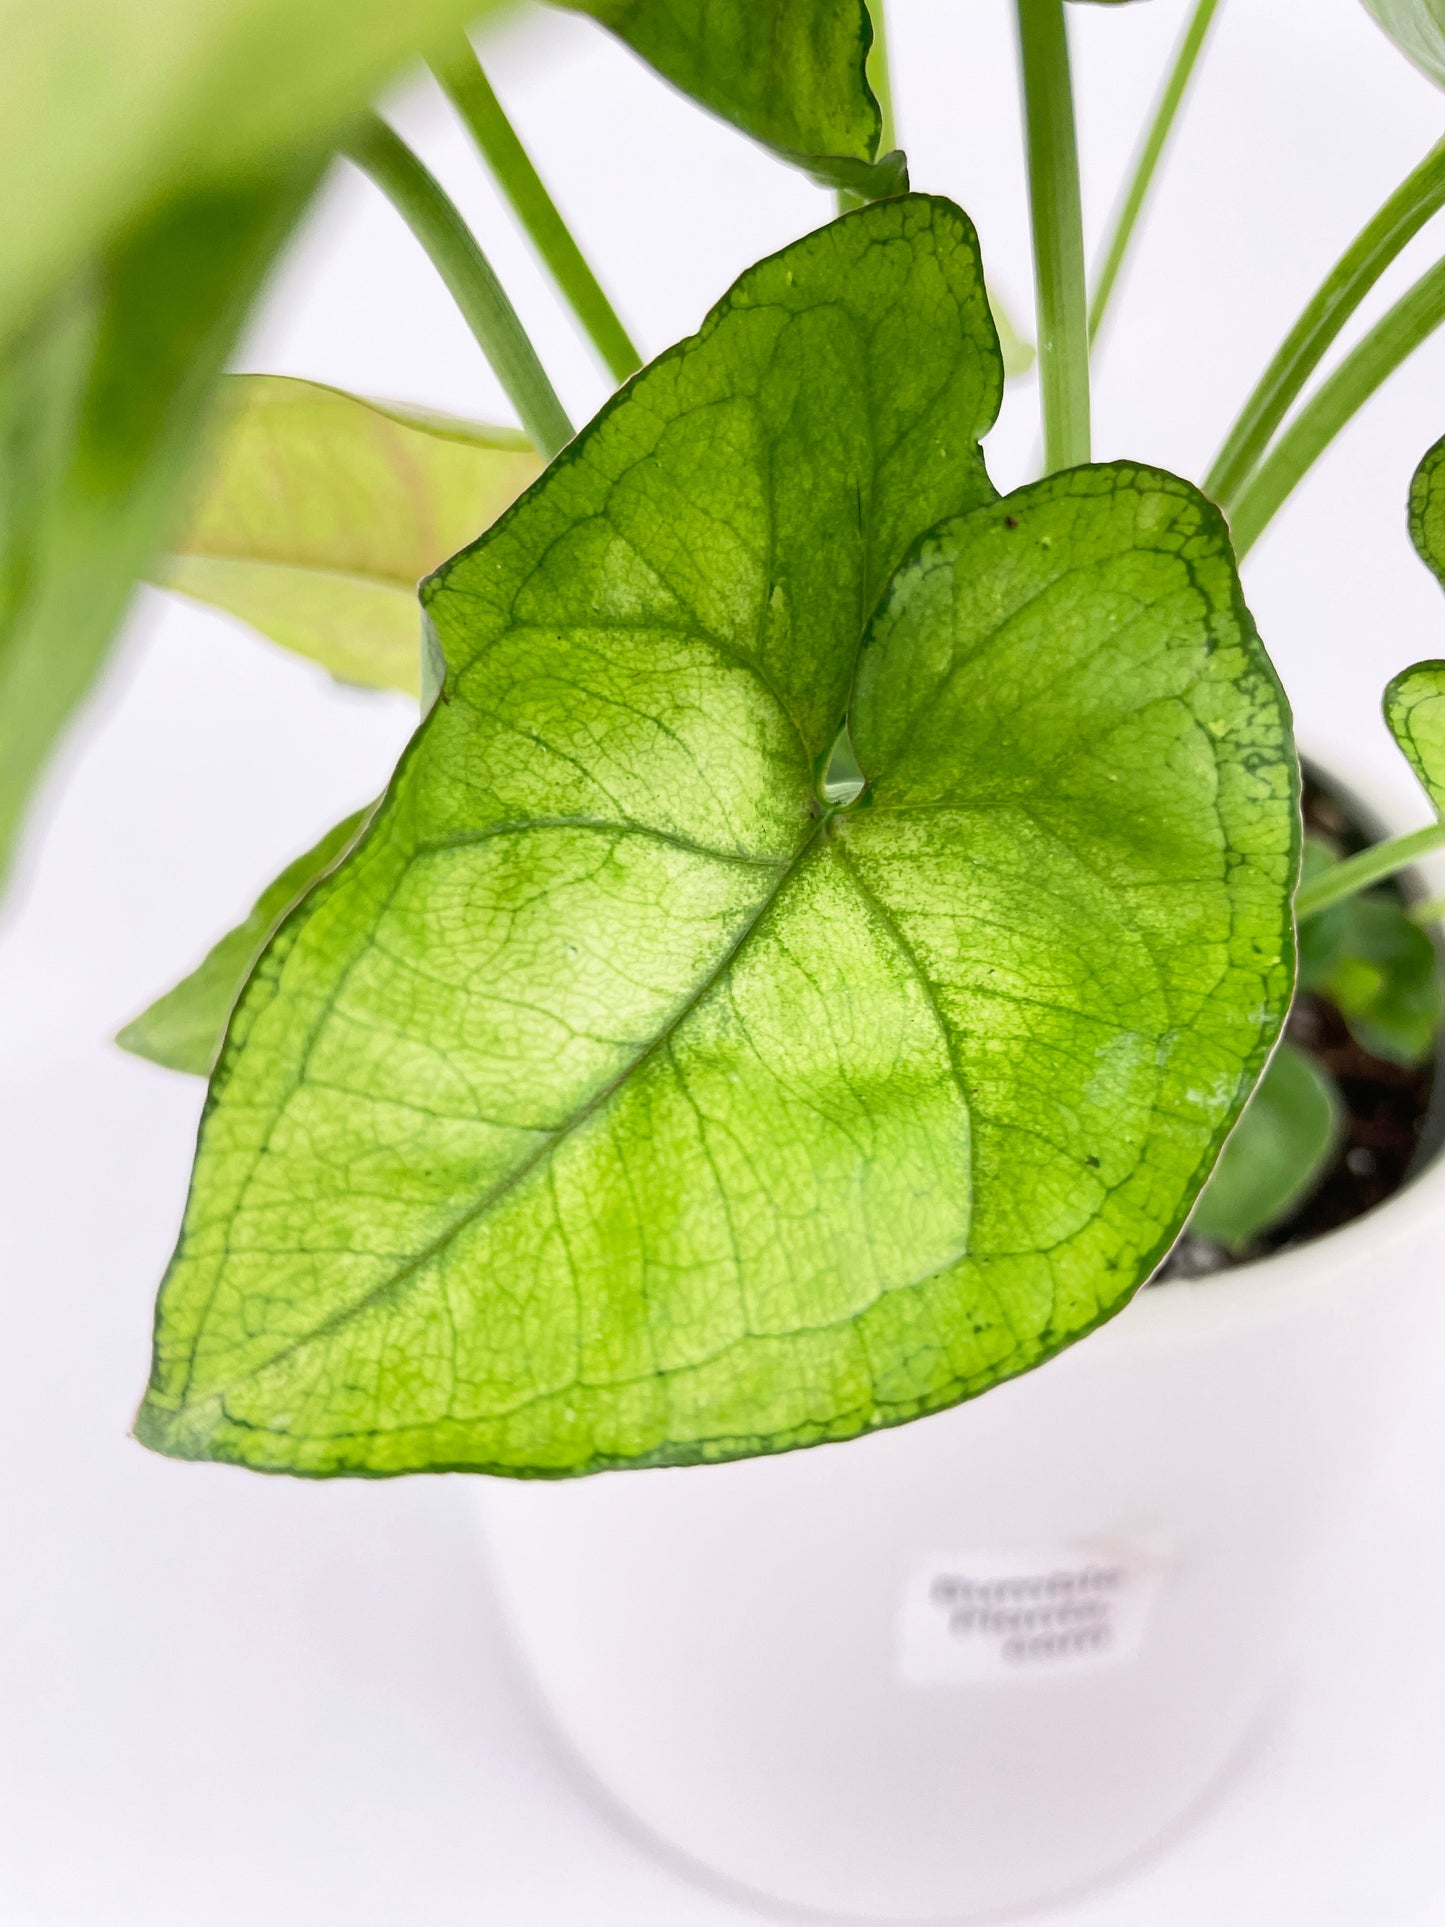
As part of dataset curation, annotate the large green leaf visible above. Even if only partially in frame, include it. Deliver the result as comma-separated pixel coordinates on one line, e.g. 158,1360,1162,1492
117,808,370,1076
1361,0,1445,88
159,376,541,695
1189,1041,1342,1250
135,196,1296,1478
0,171,311,891
556,0,905,197
0,0,503,360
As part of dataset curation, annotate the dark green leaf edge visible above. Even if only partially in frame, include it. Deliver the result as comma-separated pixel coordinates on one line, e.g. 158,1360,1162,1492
1384,658,1445,818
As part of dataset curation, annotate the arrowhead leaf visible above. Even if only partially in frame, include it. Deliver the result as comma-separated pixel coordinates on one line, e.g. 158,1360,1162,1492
136,197,1296,1479
159,376,542,695
557,0,904,196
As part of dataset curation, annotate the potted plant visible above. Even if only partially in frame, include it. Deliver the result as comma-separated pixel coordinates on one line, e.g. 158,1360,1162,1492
7,0,1445,1918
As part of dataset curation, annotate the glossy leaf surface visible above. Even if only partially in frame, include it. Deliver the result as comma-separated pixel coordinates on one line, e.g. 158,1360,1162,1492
0,171,309,891
1189,1042,1341,1249
161,376,541,695
558,0,903,195
1361,0,1445,88
118,809,369,1076
137,198,1296,1478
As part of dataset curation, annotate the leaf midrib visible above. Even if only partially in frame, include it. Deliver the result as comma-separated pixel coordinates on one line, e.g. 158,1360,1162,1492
173,810,832,1414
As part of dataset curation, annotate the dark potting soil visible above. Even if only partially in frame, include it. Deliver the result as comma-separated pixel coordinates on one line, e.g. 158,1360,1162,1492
1155,773,1441,1283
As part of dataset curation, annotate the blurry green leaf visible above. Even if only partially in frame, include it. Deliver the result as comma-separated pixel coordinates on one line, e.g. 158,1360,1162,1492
118,808,370,1075
0,170,312,893
159,375,542,695
1298,833,1441,1064
134,198,1295,1479
1190,1041,1342,1250
0,0,505,359
1324,893,1441,1063
1,0,517,891
558,0,905,195
1296,836,1350,983
1360,0,1445,89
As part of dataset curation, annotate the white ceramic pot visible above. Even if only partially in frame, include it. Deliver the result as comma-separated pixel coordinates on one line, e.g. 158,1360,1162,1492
476,771,1445,1923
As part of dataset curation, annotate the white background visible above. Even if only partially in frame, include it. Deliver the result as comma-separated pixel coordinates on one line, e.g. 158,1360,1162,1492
4,0,1445,1920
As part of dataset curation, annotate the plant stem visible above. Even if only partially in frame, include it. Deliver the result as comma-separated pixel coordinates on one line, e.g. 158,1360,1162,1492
1015,0,1090,473
342,114,573,460
1295,822,1445,921
1229,251,1445,558
1088,0,1222,344
1207,136,1445,511
431,40,641,386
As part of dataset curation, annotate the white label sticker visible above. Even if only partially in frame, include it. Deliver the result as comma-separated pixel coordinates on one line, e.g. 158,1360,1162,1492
898,1547,1163,1683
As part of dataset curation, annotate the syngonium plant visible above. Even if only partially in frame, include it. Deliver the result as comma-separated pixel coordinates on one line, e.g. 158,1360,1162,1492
9,0,1445,1476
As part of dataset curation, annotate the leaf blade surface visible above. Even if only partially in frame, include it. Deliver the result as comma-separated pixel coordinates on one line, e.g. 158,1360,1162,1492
557,0,902,193
136,199,1296,1478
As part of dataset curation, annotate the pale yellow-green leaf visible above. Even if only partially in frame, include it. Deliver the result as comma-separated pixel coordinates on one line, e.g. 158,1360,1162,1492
159,375,541,694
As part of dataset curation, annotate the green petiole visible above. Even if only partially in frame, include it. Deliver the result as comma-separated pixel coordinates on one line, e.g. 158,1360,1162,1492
1015,0,1090,474
1208,136,1445,513
1089,0,1223,345
1229,250,1445,558
431,40,642,387
1295,821,1445,922
341,114,574,461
